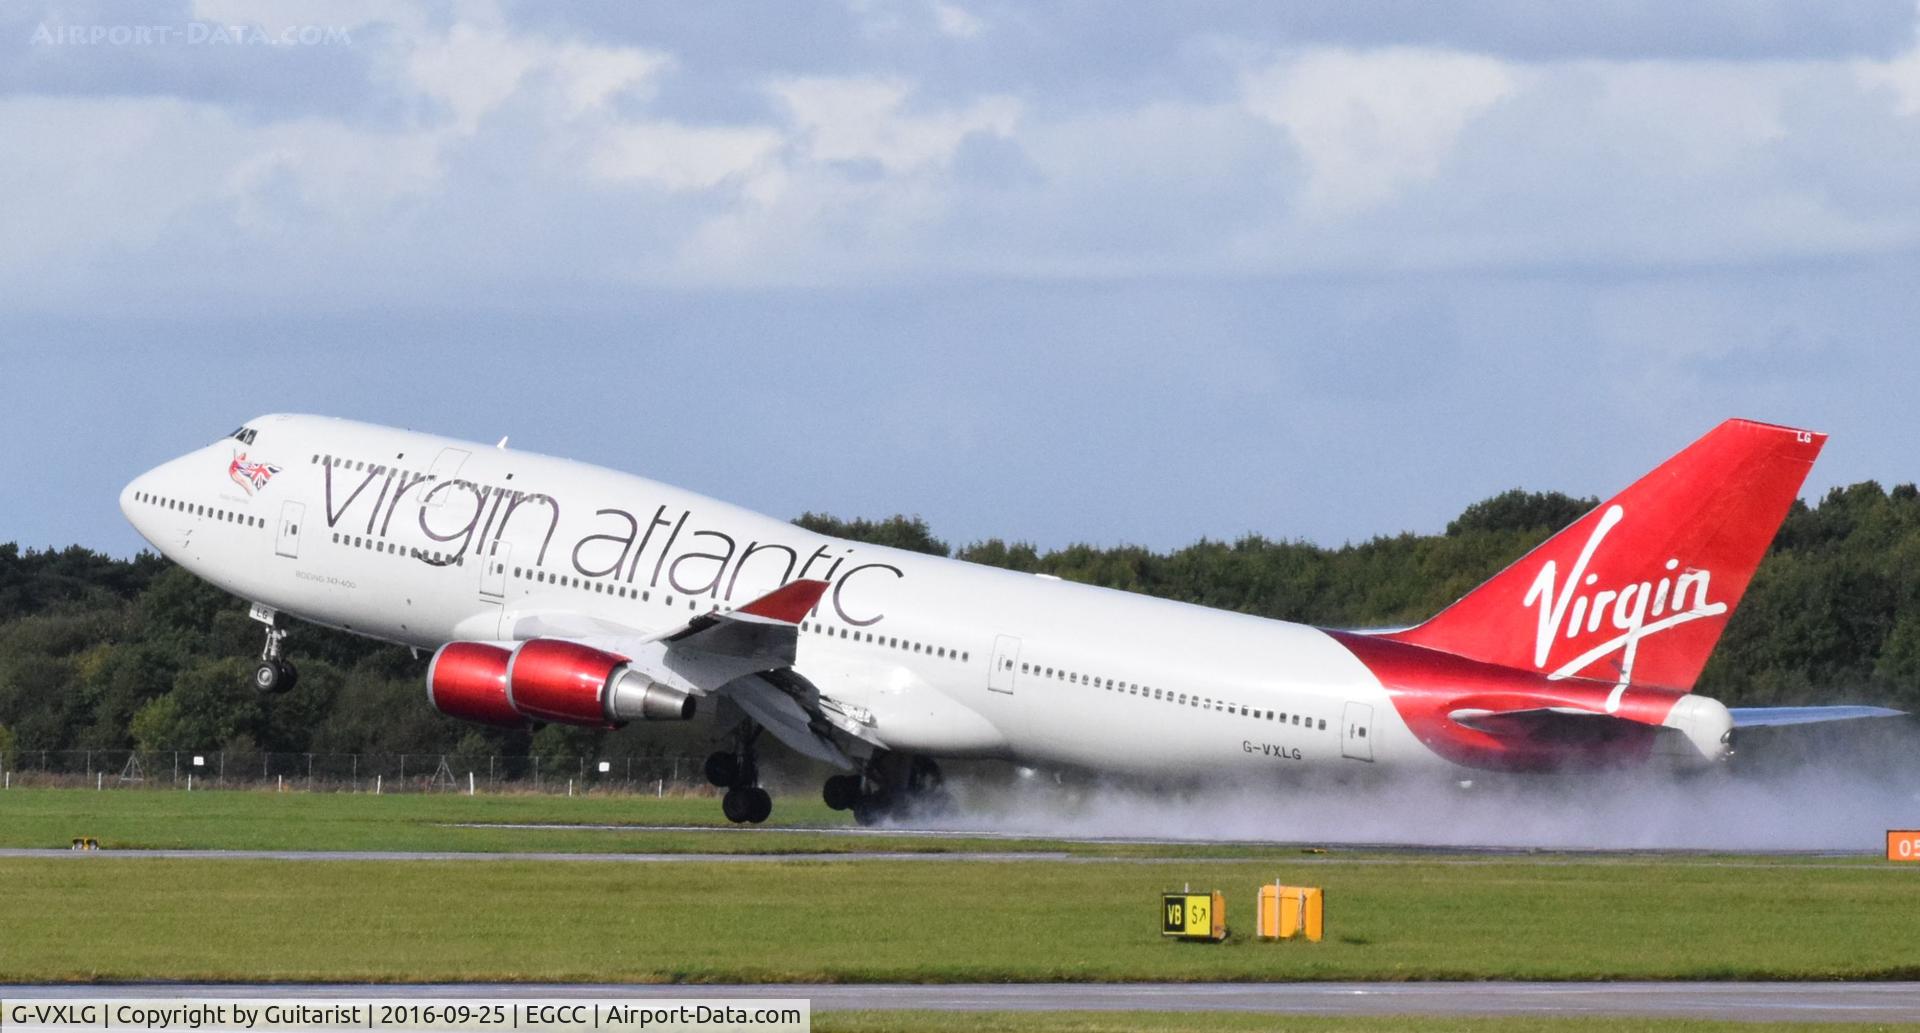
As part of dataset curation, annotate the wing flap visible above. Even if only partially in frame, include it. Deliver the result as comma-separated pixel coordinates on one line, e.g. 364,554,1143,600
723,673,856,768
501,579,872,764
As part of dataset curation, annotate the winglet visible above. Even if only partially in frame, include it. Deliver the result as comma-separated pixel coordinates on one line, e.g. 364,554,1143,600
737,579,830,624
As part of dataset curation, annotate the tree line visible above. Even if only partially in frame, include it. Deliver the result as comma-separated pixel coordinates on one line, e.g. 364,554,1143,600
1,481,1915,763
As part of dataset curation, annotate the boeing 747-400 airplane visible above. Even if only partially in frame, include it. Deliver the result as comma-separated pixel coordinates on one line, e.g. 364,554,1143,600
121,416,1900,823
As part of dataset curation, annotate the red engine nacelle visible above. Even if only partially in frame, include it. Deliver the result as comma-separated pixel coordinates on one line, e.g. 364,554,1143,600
425,642,528,729
506,638,697,727
506,639,627,726
427,639,697,729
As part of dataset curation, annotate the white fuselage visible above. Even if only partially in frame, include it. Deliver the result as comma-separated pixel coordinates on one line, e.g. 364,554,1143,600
122,414,1434,778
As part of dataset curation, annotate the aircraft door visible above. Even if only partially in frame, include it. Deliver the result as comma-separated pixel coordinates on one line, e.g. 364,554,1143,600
1341,701,1374,762
480,539,509,600
275,501,305,559
424,448,471,508
988,634,1021,694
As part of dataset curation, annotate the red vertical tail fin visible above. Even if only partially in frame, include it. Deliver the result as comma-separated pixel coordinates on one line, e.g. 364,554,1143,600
1385,419,1824,691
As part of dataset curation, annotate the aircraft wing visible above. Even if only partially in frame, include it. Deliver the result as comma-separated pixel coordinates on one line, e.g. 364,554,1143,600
1728,705,1906,727
651,579,823,682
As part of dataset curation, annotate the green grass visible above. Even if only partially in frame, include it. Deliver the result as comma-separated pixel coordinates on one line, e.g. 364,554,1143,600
2,787,1915,985
0,786,1422,859
0,786,1040,856
3,853,1916,983
0,786,807,849
816,1016,1915,1033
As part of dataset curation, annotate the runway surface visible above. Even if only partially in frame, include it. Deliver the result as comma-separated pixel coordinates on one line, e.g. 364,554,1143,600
0,848,1069,863
4,846,1897,870
5,982,1918,1021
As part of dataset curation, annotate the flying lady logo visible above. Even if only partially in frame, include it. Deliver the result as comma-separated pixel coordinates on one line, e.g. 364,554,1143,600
229,452,282,495
1523,504,1726,705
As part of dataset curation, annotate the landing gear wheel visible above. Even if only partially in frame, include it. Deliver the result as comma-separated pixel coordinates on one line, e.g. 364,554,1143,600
252,659,297,695
846,753,950,826
723,786,772,824
822,774,861,811
722,787,752,823
745,786,773,824
851,795,890,827
905,755,951,818
704,751,739,788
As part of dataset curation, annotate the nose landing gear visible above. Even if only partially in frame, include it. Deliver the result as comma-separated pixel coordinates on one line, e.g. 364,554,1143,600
249,604,298,694
707,724,772,824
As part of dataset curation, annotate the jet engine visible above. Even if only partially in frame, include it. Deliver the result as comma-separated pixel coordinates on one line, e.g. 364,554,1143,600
425,642,528,729
505,639,696,726
427,639,697,729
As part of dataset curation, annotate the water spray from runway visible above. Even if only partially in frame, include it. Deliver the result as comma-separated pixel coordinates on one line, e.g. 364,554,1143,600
917,722,1920,852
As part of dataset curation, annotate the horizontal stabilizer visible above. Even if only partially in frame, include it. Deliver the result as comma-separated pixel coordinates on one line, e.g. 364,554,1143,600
1729,705,1906,727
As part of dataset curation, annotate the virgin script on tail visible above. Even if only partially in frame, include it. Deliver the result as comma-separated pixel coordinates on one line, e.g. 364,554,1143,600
1525,503,1725,688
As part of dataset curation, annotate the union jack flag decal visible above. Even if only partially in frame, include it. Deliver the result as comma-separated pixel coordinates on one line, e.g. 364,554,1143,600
229,452,281,495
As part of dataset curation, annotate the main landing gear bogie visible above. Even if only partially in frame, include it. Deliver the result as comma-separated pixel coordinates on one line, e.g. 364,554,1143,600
708,725,773,825
824,752,950,827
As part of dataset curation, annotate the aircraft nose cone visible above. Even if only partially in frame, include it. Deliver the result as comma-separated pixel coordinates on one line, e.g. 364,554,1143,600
120,469,164,549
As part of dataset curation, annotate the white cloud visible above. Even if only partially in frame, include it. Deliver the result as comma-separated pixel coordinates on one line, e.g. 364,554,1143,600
1584,59,1795,170
1240,47,1520,217
10,6,1920,306
0,98,227,270
405,24,670,132
222,118,444,229
186,0,428,38
771,76,1019,173
933,2,985,40
587,121,784,192
1855,43,1920,115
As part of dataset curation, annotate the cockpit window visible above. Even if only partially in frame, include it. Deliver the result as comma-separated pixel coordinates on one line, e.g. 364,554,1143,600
229,426,258,445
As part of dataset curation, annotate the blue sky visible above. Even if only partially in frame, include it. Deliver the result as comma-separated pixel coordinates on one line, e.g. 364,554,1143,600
5,1,1920,558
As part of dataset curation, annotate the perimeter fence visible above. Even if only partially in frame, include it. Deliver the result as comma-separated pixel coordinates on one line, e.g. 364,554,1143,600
0,749,738,795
